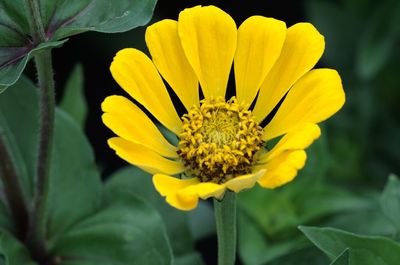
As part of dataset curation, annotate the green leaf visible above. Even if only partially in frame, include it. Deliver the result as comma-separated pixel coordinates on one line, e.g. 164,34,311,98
105,167,204,265
330,249,349,265
60,64,87,128
47,109,102,244
0,40,67,93
0,76,40,200
51,194,172,265
0,1,30,36
356,1,400,80
238,182,369,238
0,230,37,265
0,0,156,93
238,213,308,265
325,202,397,237
174,253,204,265
380,174,400,231
0,76,102,246
299,226,400,264
46,0,158,39
1,0,156,93
0,200,13,233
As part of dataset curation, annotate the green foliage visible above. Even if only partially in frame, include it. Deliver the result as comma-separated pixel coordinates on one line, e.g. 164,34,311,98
60,64,87,128
47,0,158,39
0,40,67,93
51,195,172,265
300,175,400,265
0,230,37,265
238,213,309,265
0,0,157,92
238,182,369,239
0,202,13,233
380,175,400,231
105,167,204,265
0,77,173,264
300,226,400,265
0,76,40,199
330,249,349,265
47,109,102,242
355,1,400,80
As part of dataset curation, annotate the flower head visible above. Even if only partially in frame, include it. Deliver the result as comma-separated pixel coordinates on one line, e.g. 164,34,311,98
102,6,345,210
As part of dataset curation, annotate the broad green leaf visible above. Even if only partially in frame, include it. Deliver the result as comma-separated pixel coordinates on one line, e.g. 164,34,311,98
46,0,157,39
330,249,349,265
51,194,172,265
0,77,39,200
238,183,370,238
0,76,102,247
0,229,37,265
105,167,204,265
1,0,156,93
325,203,397,237
0,201,13,233
0,1,29,36
174,253,204,265
0,40,67,93
238,213,308,265
356,1,400,80
47,109,102,244
60,64,87,128
380,174,400,231
300,226,400,265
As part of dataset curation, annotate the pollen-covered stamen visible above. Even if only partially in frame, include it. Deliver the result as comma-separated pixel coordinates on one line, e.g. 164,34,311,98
177,97,264,184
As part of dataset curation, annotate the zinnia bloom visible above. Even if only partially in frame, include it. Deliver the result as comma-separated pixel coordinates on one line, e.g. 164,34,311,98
102,6,345,210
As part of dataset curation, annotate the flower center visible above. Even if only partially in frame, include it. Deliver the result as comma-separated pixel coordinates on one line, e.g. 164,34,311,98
177,97,264,184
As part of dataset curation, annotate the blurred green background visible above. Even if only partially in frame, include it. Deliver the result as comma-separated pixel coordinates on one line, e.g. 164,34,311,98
22,0,400,264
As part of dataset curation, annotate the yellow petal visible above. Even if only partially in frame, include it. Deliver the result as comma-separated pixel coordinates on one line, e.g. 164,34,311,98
146,19,199,111
152,174,199,196
167,192,199,211
253,23,325,122
108,137,185,175
195,183,226,199
235,16,286,105
178,5,237,99
152,174,226,210
258,150,307,189
223,169,266,193
110,48,181,134
153,174,201,211
263,69,345,140
102,96,178,158
260,123,320,162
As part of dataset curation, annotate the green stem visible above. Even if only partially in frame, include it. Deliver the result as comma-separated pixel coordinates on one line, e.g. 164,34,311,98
24,0,55,261
27,50,55,260
24,0,46,43
0,131,29,240
214,191,237,265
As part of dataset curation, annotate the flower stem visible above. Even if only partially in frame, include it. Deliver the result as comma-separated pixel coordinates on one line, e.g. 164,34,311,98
24,0,46,43
27,50,55,260
24,0,55,261
0,131,29,240
214,191,237,265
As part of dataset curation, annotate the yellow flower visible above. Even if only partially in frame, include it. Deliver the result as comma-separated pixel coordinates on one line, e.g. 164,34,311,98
102,6,345,211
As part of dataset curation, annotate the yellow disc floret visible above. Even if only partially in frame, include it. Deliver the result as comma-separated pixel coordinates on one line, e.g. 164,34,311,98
177,97,264,183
